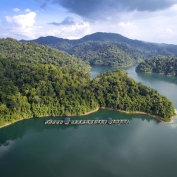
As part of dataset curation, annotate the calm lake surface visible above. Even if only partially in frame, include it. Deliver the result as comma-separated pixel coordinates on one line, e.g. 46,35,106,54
0,66,177,177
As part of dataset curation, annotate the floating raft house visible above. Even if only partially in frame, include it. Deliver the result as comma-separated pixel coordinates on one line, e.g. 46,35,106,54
45,118,130,125
64,118,70,125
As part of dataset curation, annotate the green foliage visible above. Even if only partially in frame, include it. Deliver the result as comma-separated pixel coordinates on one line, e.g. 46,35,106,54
93,70,175,120
0,57,175,126
22,32,177,67
0,58,98,126
136,56,177,76
0,38,90,72
49,41,143,67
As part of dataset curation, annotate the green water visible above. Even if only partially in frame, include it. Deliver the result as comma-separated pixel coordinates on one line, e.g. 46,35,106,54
0,66,177,177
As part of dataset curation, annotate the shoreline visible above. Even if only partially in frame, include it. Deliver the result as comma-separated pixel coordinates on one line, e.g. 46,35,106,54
100,107,167,122
79,108,100,116
0,107,175,129
0,108,100,129
137,71,176,77
0,117,33,129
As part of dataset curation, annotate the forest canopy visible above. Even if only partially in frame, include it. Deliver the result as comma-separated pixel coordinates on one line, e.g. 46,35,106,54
21,32,177,67
0,59,175,126
136,56,177,76
0,38,176,127
0,38,90,72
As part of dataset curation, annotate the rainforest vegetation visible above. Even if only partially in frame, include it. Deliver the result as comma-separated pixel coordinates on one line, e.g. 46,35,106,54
0,38,90,72
136,56,177,76
0,38,176,127
22,32,177,67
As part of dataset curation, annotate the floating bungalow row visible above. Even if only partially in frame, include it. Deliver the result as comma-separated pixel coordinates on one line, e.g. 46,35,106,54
45,118,130,125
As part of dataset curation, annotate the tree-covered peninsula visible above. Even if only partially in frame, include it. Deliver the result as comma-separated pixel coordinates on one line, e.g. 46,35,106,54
136,56,177,76
0,53,176,126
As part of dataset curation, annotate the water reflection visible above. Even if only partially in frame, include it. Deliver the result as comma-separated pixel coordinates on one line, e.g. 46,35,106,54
0,66,177,177
137,72,177,84
0,109,155,145
0,140,15,159
0,112,177,177
168,117,177,129
125,66,177,107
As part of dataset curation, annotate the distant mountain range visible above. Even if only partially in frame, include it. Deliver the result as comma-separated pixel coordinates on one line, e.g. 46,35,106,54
21,32,177,67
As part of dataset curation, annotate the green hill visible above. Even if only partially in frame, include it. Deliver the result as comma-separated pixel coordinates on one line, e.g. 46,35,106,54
136,56,177,76
21,32,177,67
0,58,175,127
0,38,90,72
0,38,176,127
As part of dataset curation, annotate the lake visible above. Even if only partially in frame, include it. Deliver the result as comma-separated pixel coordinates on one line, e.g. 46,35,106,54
0,65,177,177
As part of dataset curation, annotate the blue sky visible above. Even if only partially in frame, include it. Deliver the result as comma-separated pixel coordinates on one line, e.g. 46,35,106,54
0,0,177,44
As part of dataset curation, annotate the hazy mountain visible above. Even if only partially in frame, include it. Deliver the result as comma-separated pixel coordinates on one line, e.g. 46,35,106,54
21,32,177,67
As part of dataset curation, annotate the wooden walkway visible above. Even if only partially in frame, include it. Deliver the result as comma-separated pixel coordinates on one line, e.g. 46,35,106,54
44,118,130,125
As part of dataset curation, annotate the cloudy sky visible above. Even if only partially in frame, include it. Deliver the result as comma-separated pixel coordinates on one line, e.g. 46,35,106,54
0,0,177,44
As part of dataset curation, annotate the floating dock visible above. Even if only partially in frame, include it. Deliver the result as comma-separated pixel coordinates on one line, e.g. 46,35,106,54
45,118,130,125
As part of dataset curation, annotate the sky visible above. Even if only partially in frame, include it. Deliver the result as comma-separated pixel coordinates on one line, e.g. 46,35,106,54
0,0,177,44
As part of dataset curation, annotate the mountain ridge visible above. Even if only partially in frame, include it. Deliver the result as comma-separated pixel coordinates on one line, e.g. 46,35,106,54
21,32,177,48
20,32,177,67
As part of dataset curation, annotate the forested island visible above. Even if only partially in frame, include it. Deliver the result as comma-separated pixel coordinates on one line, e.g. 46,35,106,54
0,38,176,127
21,32,177,67
136,56,177,76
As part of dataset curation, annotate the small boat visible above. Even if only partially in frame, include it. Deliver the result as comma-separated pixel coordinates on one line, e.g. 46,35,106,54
56,120,59,124
59,120,63,124
71,120,75,124
97,120,101,124
52,121,56,124
78,120,82,124
82,120,86,124
89,120,93,124
101,120,105,124
48,120,52,124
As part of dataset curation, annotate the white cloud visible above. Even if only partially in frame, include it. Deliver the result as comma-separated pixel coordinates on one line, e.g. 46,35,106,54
4,12,39,39
131,4,177,44
25,9,31,12
85,4,177,44
106,16,112,21
5,12,36,28
118,22,137,28
72,21,90,30
44,21,90,39
166,28,173,34
3,11,90,40
13,8,20,12
5,16,12,23
1,4,177,44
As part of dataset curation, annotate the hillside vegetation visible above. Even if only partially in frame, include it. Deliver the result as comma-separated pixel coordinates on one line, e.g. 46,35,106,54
0,38,90,72
136,56,177,76
21,32,177,67
0,58,176,126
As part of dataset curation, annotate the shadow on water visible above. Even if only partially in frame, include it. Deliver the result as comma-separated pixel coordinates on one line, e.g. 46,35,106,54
137,71,177,85
0,109,155,145
125,65,177,84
